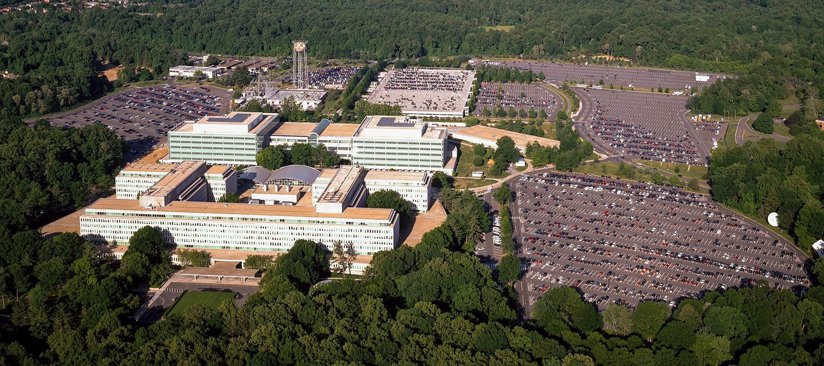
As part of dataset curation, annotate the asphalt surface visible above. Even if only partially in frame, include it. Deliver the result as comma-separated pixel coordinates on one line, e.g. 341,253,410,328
507,171,808,312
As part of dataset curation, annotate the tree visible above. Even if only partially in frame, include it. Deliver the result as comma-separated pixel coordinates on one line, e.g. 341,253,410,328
752,113,774,134
126,226,168,265
533,287,601,335
602,303,633,335
493,184,512,206
245,255,276,269
367,190,416,220
331,241,356,275
496,254,521,284
256,146,288,170
703,306,748,339
176,249,211,267
268,239,329,290
289,143,316,166
494,136,519,165
432,171,453,189
218,193,240,203
656,320,696,350
632,301,670,342
691,332,732,366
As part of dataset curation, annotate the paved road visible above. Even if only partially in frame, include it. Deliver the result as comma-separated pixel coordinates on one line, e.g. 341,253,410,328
735,115,792,145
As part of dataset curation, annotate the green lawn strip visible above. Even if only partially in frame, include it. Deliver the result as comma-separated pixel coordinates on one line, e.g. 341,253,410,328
454,178,497,189
165,290,236,317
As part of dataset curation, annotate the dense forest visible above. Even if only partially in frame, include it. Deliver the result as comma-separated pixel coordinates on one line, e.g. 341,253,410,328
708,130,824,254
2,0,824,117
0,118,125,236
3,188,824,365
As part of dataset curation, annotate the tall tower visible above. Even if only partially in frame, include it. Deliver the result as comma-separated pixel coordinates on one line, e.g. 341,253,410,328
292,40,308,89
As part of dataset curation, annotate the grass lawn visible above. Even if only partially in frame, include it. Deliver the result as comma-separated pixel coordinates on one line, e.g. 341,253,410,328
542,121,557,139
721,119,739,149
773,121,792,138
454,178,497,189
165,290,235,317
779,95,801,118
574,160,709,193
454,142,510,178
636,161,708,181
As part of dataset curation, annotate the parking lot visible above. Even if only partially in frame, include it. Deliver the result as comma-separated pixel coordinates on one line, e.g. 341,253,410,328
574,88,711,164
488,60,726,90
511,172,808,309
473,82,561,118
47,84,229,161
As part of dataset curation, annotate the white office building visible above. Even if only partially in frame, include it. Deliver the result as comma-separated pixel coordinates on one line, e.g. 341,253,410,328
204,165,238,201
80,199,398,255
364,170,432,212
351,116,450,173
167,112,280,165
114,163,177,199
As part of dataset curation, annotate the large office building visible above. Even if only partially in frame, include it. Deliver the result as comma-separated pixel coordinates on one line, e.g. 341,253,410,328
351,115,450,172
80,199,398,256
167,112,280,165
169,113,455,174
82,161,401,258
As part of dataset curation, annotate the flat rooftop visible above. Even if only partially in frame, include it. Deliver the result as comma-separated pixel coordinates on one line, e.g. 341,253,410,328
365,170,428,182
173,112,279,135
121,162,178,173
271,122,317,137
452,125,560,150
319,123,359,137
361,115,422,130
206,165,231,175
317,165,364,205
85,197,394,221
141,160,205,199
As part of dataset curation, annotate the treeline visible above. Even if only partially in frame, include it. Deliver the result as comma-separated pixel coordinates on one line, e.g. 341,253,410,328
255,143,340,170
0,118,124,236
476,66,543,84
495,119,546,136
5,187,824,364
4,1,824,119
709,132,824,253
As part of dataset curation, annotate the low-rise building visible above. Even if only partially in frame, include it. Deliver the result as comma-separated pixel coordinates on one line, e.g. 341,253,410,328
364,170,431,212
169,65,223,79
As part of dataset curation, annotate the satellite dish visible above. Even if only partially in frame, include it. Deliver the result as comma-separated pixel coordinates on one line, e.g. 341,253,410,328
767,212,779,227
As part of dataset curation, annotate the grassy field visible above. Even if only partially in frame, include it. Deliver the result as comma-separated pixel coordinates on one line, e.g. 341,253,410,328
637,160,708,181
454,143,510,178
779,95,801,118
542,121,557,139
454,178,497,189
721,119,739,149
165,290,235,317
773,121,792,138
574,160,708,193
